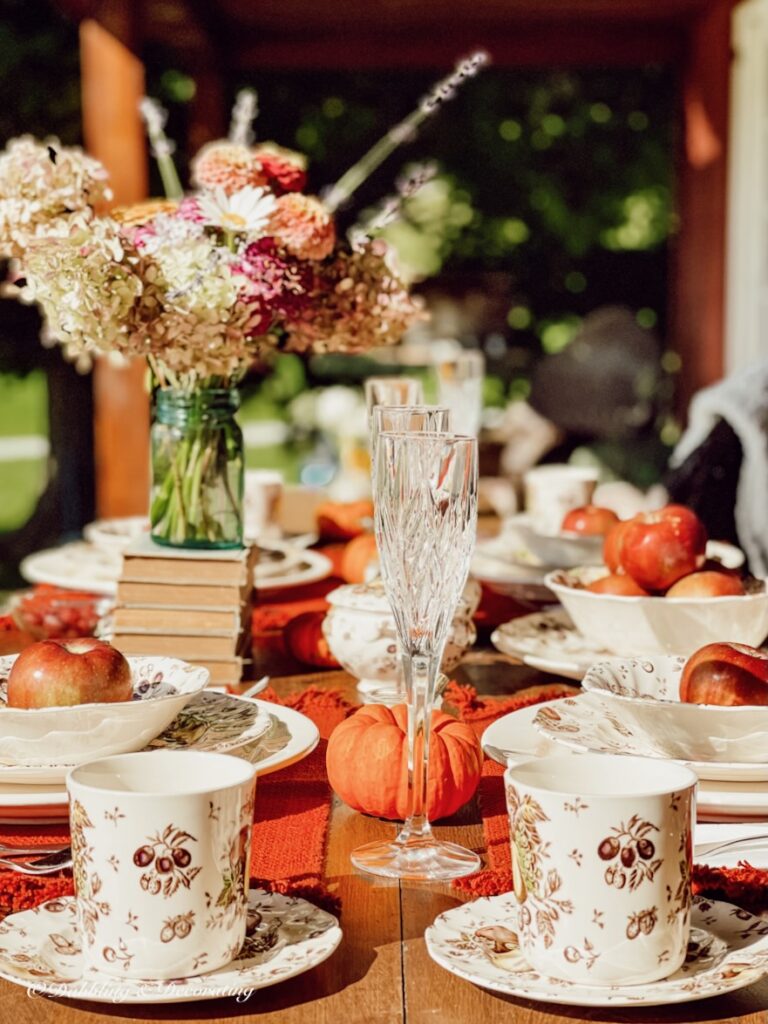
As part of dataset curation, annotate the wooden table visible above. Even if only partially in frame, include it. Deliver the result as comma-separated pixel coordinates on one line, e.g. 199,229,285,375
0,660,766,1024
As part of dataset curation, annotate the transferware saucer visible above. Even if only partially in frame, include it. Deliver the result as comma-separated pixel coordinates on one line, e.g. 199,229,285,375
491,608,607,679
426,895,768,1007
0,889,341,1004
0,696,319,787
481,704,768,821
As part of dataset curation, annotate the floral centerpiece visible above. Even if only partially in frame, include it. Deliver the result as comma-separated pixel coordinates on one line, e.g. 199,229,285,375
0,52,487,549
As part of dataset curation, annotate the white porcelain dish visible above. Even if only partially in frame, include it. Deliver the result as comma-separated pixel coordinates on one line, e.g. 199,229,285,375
546,567,768,656
0,891,341,1004
255,547,332,591
511,515,604,567
580,655,768,762
0,655,209,766
323,579,476,690
491,608,610,679
0,693,318,784
425,895,768,1007
82,515,149,552
20,542,122,596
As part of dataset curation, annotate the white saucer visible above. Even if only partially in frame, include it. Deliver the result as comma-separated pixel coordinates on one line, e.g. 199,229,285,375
481,704,768,820
0,890,341,1004
255,547,333,592
20,542,122,596
426,895,768,1007
491,608,606,680
0,699,319,821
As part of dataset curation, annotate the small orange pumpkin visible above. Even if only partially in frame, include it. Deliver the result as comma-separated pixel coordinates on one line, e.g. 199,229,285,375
340,533,379,584
284,612,340,668
326,703,483,821
315,500,374,541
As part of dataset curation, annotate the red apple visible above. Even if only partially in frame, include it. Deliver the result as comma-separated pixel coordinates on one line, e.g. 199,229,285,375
6,638,133,709
619,505,707,591
586,573,650,597
680,642,768,706
666,571,745,598
561,505,620,537
603,519,634,573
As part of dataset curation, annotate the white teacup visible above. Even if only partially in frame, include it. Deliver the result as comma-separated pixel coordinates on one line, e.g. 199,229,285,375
504,753,696,986
523,464,598,536
244,469,283,540
67,750,257,981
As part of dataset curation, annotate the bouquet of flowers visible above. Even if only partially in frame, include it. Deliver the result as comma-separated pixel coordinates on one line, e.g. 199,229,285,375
0,52,487,547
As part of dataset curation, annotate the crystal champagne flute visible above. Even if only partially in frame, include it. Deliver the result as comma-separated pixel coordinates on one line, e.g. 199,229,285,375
351,431,480,880
364,376,424,417
361,406,452,705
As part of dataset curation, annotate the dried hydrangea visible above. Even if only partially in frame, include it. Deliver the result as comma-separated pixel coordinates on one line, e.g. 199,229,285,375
22,219,141,359
284,240,425,354
0,136,111,259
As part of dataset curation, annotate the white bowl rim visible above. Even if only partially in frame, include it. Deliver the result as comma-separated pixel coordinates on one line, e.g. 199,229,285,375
0,654,209,715
545,569,768,605
583,655,768,714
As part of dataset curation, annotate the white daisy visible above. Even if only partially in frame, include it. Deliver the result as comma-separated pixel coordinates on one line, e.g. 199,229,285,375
197,185,277,236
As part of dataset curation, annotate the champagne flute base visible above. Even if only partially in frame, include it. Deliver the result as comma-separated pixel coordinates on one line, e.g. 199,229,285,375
351,836,481,881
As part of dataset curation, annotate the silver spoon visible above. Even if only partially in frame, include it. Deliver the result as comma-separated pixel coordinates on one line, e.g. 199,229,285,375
0,847,72,874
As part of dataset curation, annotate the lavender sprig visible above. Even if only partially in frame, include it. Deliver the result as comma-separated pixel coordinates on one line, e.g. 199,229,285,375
139,98,183,200
323,51,489,214
349,161,438,248
229,89,259,147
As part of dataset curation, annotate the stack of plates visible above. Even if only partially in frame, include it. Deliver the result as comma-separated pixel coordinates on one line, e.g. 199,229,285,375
0,688,318,824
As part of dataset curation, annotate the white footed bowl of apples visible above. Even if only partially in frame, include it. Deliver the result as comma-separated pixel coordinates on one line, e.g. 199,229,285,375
545,504,768,656
0,639,209,766
581,644,768,762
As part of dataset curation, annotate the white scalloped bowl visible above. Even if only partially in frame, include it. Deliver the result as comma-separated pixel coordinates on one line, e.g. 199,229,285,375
582,655,768,762
545,567,768,656
0,655,209,766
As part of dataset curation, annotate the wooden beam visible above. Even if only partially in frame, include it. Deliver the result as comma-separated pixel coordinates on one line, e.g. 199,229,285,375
670,0,736,416
80,17,151,517
233,24,686,70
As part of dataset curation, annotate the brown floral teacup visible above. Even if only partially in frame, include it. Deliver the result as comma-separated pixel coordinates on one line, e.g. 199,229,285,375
67,750,256,980
504,753,696,985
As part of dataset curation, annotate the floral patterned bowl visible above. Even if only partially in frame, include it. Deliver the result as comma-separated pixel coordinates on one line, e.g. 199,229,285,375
322,580,477,690
545,566,768,656
581,655,768,762
0,655,210,766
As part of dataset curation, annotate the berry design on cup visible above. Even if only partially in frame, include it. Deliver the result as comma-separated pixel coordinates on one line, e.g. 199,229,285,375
563,938,599,970
626,906,658,940
160,911,196,943
70,799,111,946
506,783,573,948
597,815,662,892
132,825,200,897
102,937,133,970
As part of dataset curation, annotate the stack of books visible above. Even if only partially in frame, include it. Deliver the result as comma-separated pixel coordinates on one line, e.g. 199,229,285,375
111,537,257,686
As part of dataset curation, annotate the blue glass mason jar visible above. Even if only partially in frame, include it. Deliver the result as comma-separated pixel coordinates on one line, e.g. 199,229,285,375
150,388,244,549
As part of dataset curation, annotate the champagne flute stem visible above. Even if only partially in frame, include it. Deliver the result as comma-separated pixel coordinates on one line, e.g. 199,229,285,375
399,651,438,843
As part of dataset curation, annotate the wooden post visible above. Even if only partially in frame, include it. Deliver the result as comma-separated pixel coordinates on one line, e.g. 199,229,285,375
671,0,736,416
80,16,150,516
